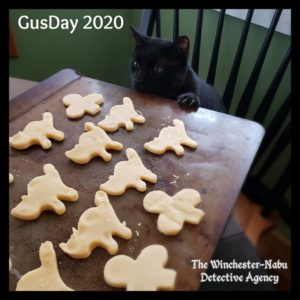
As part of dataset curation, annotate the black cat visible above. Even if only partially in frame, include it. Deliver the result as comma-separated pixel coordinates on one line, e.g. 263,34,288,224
129,26,226,113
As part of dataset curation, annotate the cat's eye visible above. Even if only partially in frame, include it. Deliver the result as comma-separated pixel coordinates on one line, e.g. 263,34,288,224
153,66,163,73
133,61,139,69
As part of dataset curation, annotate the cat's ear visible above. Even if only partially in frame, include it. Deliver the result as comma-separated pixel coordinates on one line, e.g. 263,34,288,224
174,36,190,59
130,25,149,46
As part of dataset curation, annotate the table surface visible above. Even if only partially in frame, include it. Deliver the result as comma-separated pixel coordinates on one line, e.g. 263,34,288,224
9,69,264,291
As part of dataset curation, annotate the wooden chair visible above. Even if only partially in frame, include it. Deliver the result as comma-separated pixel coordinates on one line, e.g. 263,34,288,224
138,9,291,226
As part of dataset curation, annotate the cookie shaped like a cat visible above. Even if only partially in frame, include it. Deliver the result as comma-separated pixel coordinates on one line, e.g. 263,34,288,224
143,189,205,235
144,119,197,156
9,112,64,150
16,241,73,291
65,122,123,163
59,191,132,258
11,164,78,220
98,97,145,132
63,93,103,119
104,245,177,291
100,148,157,196
9,173,14,183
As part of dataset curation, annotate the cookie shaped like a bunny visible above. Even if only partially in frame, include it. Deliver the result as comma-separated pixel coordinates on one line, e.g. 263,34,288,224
144,119,197,156
9,112,64,150
104,245,177,291
62,93,103,119
16,241,73,291
11,164,78,220
100,148,157,195
59,191,132,258
98,97,145,132
143,189,205,235
65,122,123,163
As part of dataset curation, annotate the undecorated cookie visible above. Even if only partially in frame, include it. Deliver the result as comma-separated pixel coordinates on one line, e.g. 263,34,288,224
143,189,205,235
65,122,123,163
62,93,104,119
16,241,73,291
144,119,197,156
9,173,14,183
98,97,145,132
9,112,64,150
59,191,132,258
100,148,157,195
104,244,177,291
11,164,78,220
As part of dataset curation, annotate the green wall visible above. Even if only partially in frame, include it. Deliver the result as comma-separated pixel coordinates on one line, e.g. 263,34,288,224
9,9,141,87
9,9,290,238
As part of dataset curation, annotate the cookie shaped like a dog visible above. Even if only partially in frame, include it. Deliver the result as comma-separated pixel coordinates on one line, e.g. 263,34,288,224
100,148,157,195
9,112,64,150
65,122,123,163
11,164,78,220
143,189,205,235
98,97,145,132
104,245,177,291
63,93,103,119
16,241,73,291
59,191,132,258
144,119,197,156
9,173,14,183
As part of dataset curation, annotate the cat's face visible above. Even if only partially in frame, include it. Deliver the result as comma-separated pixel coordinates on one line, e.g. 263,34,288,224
130,27,190,98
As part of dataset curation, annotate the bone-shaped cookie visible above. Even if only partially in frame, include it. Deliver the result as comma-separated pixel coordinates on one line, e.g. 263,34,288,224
62,93,103,119
11,164,78,220
65,122,123,163
100,148,157,195
16,241,73,291
59,191,132,258
9,112,64,150
98,97,145,132
104,245,177,291
143,189,205,235
144,119,197,156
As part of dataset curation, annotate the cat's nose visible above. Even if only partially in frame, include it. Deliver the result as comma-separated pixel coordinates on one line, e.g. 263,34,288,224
135,71,145,83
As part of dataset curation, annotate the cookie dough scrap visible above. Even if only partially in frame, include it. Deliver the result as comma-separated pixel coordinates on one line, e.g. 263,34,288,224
59,191,132,258
143,189,205,235
144,119,197,156
11,164,78,221
9,112,64,150
100,148,157,196
98,97,145,132
104,245,177,291
65,122,123,163
9,173,14,183
16,241,73,291
62,93,104,119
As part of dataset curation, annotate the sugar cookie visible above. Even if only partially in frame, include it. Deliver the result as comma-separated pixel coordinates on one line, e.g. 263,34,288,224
98,97,145,132
9,112,64,150
62,93,104,119
104,244,177,291
59,191,132,258
11,164,78,220
143,189,205,235
144,119,197,156
9,173,14,183
100,148,157,195
16,241,73,291
65,122,123,163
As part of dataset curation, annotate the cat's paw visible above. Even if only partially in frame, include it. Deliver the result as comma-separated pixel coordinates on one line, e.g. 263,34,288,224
177,93,200,109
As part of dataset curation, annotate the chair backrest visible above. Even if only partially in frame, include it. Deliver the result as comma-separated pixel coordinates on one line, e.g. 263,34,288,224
138,9,291,225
